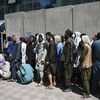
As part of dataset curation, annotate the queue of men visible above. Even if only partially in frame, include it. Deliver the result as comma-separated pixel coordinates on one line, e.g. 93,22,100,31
0,29,100,98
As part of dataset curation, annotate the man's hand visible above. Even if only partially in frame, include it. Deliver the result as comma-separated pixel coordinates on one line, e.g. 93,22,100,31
64,63,68,69
45,61,49,65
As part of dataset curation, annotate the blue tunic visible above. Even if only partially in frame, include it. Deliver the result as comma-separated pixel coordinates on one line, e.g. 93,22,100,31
91,40,100,92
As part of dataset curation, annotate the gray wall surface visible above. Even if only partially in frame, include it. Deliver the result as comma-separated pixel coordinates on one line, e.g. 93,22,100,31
73,2,100,36
46,6,72,35
23,10,46,36
5,12,24,37
5,2,100,37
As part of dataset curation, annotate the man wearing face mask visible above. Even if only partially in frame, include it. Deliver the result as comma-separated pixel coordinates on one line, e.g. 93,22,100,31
35,33,47,86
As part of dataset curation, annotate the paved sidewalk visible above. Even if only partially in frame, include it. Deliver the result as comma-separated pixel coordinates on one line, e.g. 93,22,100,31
0,80,99,100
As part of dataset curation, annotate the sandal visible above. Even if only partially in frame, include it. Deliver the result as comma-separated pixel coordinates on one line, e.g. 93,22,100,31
47,85,53,90
53,82,56,86
36,82,43,87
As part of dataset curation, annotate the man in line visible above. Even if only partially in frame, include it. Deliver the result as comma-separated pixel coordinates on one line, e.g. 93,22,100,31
63,29,75,92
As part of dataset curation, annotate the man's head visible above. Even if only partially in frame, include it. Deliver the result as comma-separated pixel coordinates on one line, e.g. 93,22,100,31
81,35,90,45
45,32,52,42
20,37,25,43
38,34,43,43
12,35,17,43
28,35,35,43
7,36,12,41
92,35,97,40
64,29,73,41
80,33,87,38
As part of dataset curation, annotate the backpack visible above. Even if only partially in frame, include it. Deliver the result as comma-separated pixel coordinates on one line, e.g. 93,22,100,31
17,64,34,84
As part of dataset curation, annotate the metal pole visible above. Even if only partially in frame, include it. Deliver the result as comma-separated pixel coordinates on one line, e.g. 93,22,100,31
22,12,25,36
44,9,46,34
71,5,74,32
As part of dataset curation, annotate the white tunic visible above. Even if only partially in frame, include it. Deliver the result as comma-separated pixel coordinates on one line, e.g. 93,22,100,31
21,42,27,64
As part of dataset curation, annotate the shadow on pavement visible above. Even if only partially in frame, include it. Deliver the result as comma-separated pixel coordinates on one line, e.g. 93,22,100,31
71,84,83,95
91,89,100,99
58,83,100,99
57,83,83,95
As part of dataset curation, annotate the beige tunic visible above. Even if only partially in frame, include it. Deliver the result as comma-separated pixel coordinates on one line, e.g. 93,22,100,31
80,44,92,68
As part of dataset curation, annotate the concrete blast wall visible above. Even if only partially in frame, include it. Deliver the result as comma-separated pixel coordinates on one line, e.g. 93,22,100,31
5,12,24,37
46,6,72,35
5,2,100,37
23,10,46,36
73,2,100,36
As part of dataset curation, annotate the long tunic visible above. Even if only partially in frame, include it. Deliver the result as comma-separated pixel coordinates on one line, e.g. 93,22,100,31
91,39,100,92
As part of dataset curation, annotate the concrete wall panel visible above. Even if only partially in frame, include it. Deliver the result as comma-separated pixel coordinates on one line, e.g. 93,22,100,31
5,2,100,37
23,10,46,36
5,12,24,37
73,2,100,36
46,6,72,35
